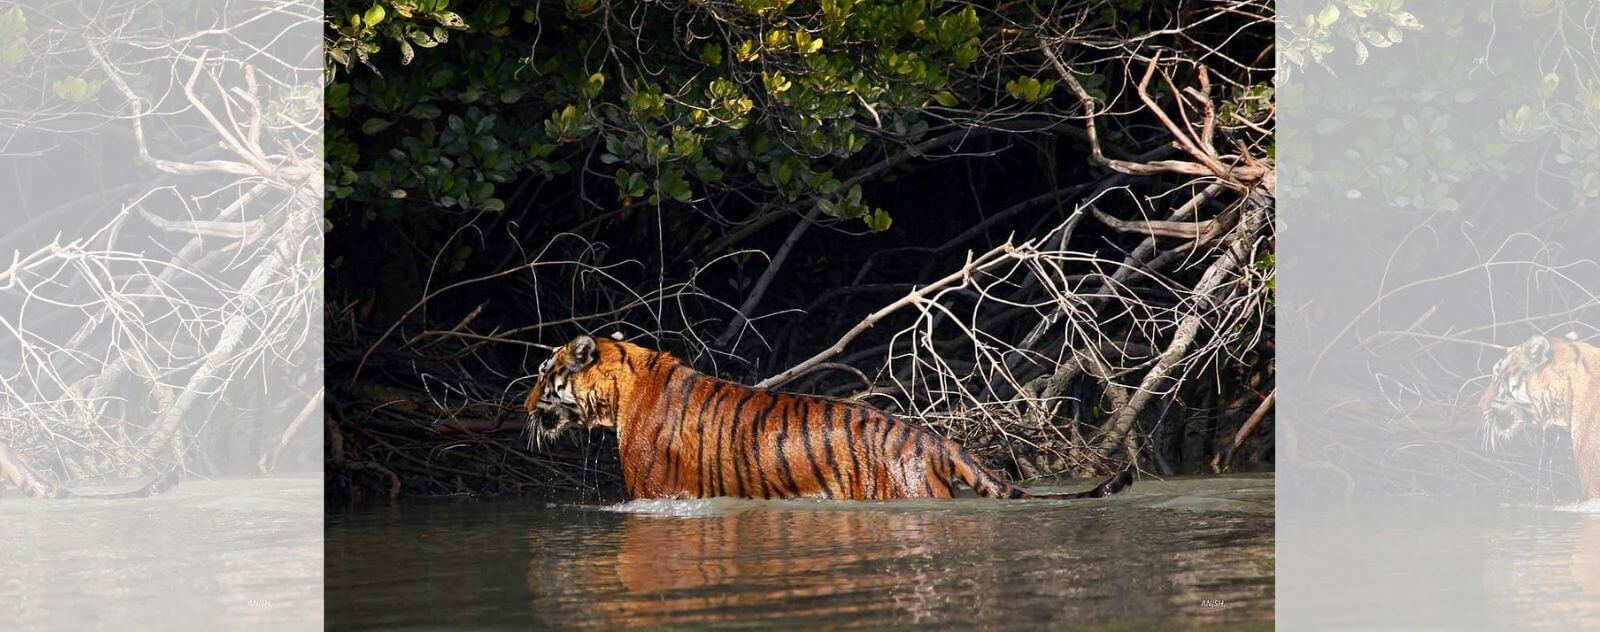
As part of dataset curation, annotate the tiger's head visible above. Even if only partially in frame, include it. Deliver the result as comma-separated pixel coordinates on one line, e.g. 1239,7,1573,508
524,339,601,448
524,335,614,448
1479,335,1572,450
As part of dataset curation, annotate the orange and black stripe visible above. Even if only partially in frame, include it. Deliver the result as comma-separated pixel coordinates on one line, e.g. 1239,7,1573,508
525,337,1133,501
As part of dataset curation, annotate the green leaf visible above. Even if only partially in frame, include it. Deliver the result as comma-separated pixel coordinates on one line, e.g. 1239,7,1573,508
1318,3,1340,26
765,30,789,50
434,11,466,29
1005,77,1052,103
795,30,823,54
1540,72,1560,99
735,40,759,62
51,76,102,102
613,169,646,198
365,4,386,27
699,43,722,66
816,199,838,217
362,118,392,134
471,181,494,202
1389,10,1421,30
407,103,441,119
933,91,958,107
864,208,892,232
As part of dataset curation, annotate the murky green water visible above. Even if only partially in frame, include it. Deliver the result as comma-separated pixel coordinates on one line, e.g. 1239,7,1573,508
327,474,1274,630
1281,499,1600,630
0,475,324,631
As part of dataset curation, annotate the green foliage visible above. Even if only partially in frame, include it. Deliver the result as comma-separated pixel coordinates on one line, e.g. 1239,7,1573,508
0,7,25,71
814,184,883,229
1220,83,1274,127
51,76,102,102
325,0,467,77
1004,76,1057,103
322,0,1257,277
323,0,1000,239
1282,0,1421,71
1281,2,1600,212
1255,252,1275,306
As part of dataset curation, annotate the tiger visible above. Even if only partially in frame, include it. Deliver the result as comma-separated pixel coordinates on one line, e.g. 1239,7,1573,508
0,440,180,499
1479,334,1600,500
523,335,1134,501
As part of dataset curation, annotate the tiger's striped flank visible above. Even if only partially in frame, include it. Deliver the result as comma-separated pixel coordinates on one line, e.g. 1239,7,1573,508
525,335,1132,501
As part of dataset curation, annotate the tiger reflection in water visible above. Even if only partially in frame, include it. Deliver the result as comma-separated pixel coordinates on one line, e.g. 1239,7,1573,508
1480,514,1600,626
524,506,989,628
517,502,1216,629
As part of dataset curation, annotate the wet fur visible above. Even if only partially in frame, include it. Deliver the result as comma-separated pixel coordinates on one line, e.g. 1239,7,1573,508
0,440,180,500
1480,335,1600,499
525,336,1133,501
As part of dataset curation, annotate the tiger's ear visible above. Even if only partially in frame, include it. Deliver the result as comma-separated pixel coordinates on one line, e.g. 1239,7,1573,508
570,335,598,370
1522,335,1551,369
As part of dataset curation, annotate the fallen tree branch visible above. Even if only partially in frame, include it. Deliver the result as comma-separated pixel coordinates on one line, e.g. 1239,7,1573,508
1213,388,1274,473
757,243,1016,389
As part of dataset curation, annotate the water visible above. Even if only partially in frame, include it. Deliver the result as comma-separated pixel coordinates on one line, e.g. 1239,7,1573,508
1281,499,1600,630
0,475,324,631
328,474,1274,630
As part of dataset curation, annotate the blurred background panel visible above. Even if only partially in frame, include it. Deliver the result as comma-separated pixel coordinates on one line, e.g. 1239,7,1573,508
0,0,322,629
1279,0,1600,628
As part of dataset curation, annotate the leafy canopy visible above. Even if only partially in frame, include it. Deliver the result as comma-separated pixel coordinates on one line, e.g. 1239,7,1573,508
324,0,996,237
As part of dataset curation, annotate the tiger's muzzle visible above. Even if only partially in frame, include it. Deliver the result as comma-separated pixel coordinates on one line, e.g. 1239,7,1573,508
527,404,579,450
1483,405,1532,451
1481,384,1537,452
526,359,584,450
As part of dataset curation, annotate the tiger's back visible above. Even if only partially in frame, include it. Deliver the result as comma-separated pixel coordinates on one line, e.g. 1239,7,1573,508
525,336,1131,501
619,363,1017,500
